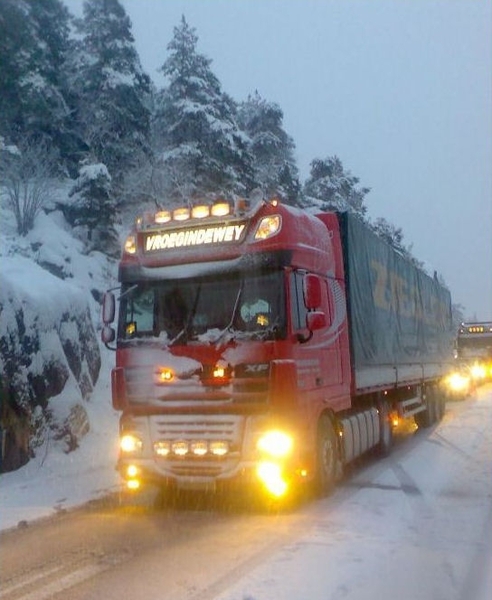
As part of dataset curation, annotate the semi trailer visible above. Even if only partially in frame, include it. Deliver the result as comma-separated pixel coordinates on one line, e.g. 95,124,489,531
101,196,454,499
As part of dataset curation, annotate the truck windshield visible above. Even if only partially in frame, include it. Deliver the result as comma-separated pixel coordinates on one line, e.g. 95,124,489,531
118,270,286,343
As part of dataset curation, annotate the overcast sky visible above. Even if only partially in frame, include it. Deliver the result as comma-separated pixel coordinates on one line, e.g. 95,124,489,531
68,0,492,321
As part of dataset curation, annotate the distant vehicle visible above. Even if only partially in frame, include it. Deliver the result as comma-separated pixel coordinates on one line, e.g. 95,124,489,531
455,321,492,382
102,196,454,501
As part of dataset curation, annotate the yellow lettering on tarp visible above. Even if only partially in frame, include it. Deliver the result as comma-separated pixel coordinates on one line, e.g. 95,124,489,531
144,224,246,252
370,259,449,325
371,260,389,310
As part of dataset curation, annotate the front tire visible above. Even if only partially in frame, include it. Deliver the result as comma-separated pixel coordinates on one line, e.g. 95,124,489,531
315,414,338,496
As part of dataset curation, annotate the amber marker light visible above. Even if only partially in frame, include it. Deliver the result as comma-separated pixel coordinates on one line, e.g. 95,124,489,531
192,204,210,219
155,210,171,224
211,202,230,217
213,365,226,378
173,207,191,221
155,367,174,383
124,235,136,254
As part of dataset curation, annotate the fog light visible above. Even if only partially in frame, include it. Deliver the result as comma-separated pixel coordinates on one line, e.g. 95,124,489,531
126,464,139,478
127,479,140,491
257,461,288,497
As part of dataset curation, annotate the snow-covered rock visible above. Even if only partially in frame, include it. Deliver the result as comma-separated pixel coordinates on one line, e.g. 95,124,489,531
0,256,101,471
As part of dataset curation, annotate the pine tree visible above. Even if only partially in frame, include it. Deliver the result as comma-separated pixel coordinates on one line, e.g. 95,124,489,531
0,0,31,140
237,91,300,205
153,16,254,203
66,160,119,256
0,0,72,160
303,156,369,217
69,0,152,190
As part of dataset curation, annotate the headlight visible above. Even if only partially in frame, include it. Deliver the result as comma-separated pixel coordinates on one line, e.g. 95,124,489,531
254,215,281,240
446,372,470,392
471,364,486,379
257,430,293,458
120,434,143,453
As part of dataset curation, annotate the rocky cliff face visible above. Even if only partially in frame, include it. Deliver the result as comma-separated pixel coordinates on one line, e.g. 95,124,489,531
0,256,101,472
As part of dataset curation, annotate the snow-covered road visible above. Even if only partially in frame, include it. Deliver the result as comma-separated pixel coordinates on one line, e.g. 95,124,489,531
1,381,491,600
215,386,492,600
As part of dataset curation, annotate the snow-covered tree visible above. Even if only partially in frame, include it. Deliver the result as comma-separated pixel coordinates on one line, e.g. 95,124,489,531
370,217,406,253
370,216,426,269
1,137,58,235
303,155,369,217
0,0,73,162
237,91,300,205
65,161,119,256
152,16,254,203
68,0,152,191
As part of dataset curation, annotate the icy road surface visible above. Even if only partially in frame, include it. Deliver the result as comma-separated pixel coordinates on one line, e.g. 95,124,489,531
0,385,491,600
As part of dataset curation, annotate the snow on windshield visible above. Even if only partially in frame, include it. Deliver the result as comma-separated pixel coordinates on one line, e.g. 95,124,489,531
119,270,286,343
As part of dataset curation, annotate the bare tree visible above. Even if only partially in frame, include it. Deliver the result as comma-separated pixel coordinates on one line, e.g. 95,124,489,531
1,138,58,235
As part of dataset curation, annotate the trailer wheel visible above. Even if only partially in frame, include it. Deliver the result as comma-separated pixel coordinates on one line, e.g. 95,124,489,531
316,415,338,496
414,386,437,428
433,387,446,422
376,400,393,456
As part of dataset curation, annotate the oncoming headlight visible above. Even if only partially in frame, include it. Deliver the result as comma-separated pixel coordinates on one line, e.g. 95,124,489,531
446,372,470,392
257,430,293,458
470,364,486,380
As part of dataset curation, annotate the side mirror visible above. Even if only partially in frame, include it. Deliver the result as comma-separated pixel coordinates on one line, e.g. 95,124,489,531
101,325,115,344
304,273,322,309
297,310,327,344
102,291,116,324
306,311,326,332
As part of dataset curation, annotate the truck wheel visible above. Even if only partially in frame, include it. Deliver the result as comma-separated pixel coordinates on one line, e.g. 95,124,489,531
414,387,436,428
438,396,446,420
377,400,393,456
316,415,338,496
434,388,446,422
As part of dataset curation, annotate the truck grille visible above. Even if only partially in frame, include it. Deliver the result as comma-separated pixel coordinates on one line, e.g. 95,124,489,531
148,414,244,478
149,414,243,449
124,366,268,404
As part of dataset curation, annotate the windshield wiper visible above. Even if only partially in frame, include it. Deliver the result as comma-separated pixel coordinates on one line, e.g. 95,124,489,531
212,281,244,345
169,285,201,346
